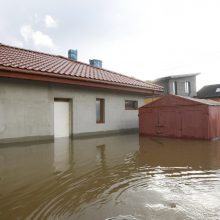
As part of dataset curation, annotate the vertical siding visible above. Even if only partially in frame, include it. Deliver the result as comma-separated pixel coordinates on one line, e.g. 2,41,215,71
139,108,157,135
208,106,220,139
180,105,209,139
139,96,213,140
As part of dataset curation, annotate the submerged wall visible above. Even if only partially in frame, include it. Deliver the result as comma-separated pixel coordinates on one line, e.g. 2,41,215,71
0,78,145,143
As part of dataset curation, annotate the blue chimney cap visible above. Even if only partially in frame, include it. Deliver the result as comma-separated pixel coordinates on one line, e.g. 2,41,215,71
68,49,77,61
89,59,102,68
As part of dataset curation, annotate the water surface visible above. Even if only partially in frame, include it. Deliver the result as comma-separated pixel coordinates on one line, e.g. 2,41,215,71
0,134,220,220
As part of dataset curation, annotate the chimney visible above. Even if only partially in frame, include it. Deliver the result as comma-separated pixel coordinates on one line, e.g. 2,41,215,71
68,49,77,61
89,59,102,68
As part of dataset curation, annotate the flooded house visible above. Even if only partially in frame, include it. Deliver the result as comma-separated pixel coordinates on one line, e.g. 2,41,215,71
0,43,163,144
139,95,220,140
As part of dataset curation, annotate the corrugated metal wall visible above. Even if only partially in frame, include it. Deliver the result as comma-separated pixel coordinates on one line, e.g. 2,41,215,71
139,95,220,140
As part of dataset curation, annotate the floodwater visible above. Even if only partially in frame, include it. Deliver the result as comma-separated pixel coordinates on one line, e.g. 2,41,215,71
0,134,220,220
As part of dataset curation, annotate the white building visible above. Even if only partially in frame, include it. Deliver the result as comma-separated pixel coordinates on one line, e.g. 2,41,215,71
0,43,163,144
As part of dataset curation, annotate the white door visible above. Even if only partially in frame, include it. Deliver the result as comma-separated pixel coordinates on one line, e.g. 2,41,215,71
54,101,70,138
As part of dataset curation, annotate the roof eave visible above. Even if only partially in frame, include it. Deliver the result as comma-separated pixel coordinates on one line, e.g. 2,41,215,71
155,73,200,81
0,68,163,95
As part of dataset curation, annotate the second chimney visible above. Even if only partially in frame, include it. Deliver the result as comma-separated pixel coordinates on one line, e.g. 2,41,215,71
89,59,102,68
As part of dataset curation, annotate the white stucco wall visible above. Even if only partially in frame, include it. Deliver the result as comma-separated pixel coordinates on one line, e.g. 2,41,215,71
0,79,53,140
51,84,144,135
0,78,145,142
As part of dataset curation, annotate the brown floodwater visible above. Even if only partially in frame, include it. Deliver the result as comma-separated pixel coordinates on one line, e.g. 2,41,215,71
0,134,220,220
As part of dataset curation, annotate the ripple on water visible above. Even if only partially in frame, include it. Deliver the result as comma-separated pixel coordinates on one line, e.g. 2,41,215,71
106,215,140,220
1,135,220,220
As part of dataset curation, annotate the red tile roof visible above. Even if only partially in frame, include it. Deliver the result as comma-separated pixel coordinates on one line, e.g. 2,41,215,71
0,43,163,94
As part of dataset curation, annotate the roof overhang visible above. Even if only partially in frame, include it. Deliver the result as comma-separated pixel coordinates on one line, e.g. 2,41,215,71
155,73,200,82
0,67,163,95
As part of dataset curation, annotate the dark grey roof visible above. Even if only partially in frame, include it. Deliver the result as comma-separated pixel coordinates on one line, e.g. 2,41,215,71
197,84,220,99
155,73,200,82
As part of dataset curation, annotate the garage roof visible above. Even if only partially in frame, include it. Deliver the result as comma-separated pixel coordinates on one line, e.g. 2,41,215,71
140,95,220,108
179,95,220,106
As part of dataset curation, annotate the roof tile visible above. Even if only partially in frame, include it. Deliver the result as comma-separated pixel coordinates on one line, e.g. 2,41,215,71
0,43,163,91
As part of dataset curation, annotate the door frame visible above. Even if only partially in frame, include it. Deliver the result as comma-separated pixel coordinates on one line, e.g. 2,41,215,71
54,98,73,138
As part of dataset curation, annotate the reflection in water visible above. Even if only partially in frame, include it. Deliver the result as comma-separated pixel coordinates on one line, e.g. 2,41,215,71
54,138,72,172
0,134,220,220
96,144,106,167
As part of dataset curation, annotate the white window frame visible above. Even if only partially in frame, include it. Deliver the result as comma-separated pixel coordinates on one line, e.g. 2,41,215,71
172,81,177,95
185,81,190,94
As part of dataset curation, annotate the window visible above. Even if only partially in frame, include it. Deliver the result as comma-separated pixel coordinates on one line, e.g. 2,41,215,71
125,100,138,110
216,88,220,92
96,98,105,123
172,81,177,95
185,81,191,94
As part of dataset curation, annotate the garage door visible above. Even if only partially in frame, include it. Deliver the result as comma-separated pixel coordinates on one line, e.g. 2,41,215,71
139,110,157,135
158,110,181,137
181,111,207,139
54,100,70,138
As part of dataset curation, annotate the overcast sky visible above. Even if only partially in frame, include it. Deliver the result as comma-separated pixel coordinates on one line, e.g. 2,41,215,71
1,0,220,90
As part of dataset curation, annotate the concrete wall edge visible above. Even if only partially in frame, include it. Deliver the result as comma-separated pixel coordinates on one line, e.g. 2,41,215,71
72,128,139,139
0,135,54,146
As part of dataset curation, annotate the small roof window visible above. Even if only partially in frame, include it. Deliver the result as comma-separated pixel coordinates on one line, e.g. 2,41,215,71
216,88,220,92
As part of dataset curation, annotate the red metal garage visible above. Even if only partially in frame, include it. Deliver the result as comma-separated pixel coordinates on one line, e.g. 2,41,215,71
139,95,220,140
